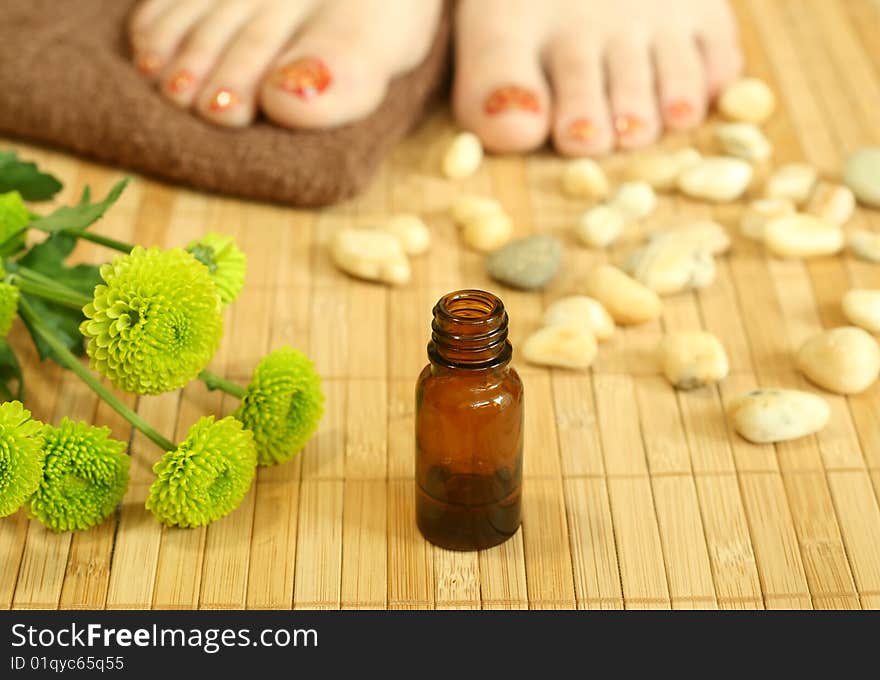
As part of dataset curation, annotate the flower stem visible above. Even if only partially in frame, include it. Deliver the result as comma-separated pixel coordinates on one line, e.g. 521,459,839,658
199,371,247,399
10,274,89,310
18,297,176,452
53,228,133,254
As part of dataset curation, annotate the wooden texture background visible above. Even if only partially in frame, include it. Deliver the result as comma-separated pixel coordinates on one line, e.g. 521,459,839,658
3,0,880,610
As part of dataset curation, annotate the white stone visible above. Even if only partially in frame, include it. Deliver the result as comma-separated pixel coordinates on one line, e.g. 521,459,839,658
562,159,609,199
764,163,818,205
847,229,880,263
575,205,627,248
609,181,657,220
380,214,431,255
623,239,716,295
331,228,410,286
843,147,880,208
522,325,597,370
584,264,663,325
543,295,615,341
461,211,514,252
764,214,843,258
450,195,504,224
657,331,729,390
442,132,483,180
718,78,777,124
648,220,731,255
714,122,773,162
805,182,855,226
677,156,753,202
796,326,880,394
740,198,795,241
626,148,702,191
728,389,829,443
842,290,880,334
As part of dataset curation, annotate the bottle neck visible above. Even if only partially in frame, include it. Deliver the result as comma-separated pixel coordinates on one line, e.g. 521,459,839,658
427,290,512,371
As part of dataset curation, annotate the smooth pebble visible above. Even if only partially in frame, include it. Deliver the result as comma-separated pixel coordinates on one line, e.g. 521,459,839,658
623,239,715,295
718,78,776,124
332,228,410,286
764,213,843,258
849,229,880,263
584,264,663,325
381,214,431,255
805,182,855,226
728,389,829,443
764,163,817,205
657,331,729,390
562,159,609,199
442,132,483,180
462,212,513,252
450,195,504,224
843,147,880,208
796,326,880,394
648,220,731,255
626,148,702,190
485,235,562,290
609,181,657,220
575,205,626,248
842,289,880,334
522,325,597,370
740,198,795,241
543,295,615,341
677,156,753,202
714,122,773,162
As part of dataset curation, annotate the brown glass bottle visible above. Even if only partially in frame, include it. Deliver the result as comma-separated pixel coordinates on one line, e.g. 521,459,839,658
415,290,524,551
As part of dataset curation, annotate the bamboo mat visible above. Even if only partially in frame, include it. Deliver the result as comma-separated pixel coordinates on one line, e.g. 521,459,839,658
3,0,880,611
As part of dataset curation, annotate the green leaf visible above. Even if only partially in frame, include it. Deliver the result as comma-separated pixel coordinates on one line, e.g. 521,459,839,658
0,191,31,257
28,178,129,234
0,337,24,401
0,151,63,201
19,293,88,361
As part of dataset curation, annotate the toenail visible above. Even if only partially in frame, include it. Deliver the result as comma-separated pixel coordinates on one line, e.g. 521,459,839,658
165,70,196,94
666,99,694,120
209,88,240,112
484,86,541,115
271,57,332,100
614,114,646,137
136,52,162,76
568,118,598,142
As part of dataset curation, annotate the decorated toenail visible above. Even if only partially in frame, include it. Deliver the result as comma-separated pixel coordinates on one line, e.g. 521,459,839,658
136,52,162,76
568,118,598,142
209,88,240,112
666,99,694,120
166,70,196,94
272,57,332,100
484,86,541,115
614,114,646,137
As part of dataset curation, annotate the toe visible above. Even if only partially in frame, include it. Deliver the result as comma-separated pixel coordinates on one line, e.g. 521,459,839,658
697,3,744,98
131,0,213,79
606,36,660,149
653,30,707,130
193,2,315,125
453,8,550,153
260,0,441,129
548,33,614,156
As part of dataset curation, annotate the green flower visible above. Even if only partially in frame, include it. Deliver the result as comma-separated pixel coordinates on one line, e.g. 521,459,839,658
0,191,30,256
0,263,19,338
146,416,256,528
80,246,224,395
28,418,129,532
234,347,324,466
0,401,45,518
186,233,246,306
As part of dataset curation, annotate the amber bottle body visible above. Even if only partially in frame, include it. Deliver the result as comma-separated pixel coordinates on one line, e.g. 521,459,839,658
415,290,524,551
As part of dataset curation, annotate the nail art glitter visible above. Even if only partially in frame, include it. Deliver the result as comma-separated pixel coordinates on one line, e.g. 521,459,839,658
666,99,694,120
166,70,195,94
614,114,646,137
484,86,541,115
209,88,240,112
136,53,162,76
272,57,332,100
568,118,597,142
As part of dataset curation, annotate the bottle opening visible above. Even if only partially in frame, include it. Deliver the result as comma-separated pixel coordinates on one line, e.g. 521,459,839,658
429,289,511,369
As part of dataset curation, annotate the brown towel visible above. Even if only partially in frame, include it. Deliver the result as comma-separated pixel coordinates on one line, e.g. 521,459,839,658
0,0,451,206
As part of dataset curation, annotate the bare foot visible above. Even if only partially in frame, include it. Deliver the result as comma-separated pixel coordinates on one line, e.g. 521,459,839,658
453,0,743,155
129,0,442,128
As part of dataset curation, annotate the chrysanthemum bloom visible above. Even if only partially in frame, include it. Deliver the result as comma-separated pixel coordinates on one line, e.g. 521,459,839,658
28,419,129,532
0,401,45,518
186,233,246,305
80,246,223,394
0,267,19,337
234,347,324,466
146,416,256,528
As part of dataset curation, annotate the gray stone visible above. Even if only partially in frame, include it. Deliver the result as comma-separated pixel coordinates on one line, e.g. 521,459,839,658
485,235,562,290
844,147,880,208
